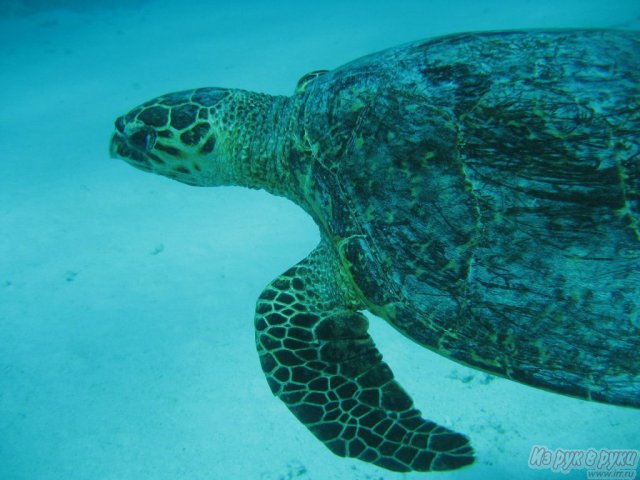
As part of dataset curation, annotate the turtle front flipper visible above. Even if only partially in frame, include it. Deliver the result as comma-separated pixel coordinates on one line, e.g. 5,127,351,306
254,242,474,472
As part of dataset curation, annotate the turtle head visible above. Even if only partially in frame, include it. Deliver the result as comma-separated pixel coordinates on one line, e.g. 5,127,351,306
110,87,287,189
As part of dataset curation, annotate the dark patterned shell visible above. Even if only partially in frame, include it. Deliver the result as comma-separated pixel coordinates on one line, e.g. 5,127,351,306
297,30,640,406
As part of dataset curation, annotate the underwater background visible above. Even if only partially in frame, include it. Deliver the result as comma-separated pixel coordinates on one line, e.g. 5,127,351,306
1,0,639,479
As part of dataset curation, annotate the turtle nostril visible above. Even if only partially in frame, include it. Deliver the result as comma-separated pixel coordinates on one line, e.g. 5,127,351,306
115,116,126,134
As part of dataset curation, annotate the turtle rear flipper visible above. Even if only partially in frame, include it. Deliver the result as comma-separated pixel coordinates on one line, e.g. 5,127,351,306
254,242,474,472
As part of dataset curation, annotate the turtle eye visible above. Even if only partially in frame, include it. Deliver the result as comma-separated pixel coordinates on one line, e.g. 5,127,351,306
129,127,156,151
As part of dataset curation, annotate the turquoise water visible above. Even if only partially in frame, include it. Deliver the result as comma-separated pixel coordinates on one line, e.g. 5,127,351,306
1,1,639,479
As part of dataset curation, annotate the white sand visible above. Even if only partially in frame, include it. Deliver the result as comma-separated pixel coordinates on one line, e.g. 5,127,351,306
0,1,639,479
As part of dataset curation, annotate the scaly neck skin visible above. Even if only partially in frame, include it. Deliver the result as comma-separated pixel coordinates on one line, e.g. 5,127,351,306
221,91,302,204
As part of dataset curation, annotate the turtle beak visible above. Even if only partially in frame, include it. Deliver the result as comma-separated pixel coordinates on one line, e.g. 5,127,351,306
109,133,121,159
115,115,126,134
110,115,127,159
109,130,153,172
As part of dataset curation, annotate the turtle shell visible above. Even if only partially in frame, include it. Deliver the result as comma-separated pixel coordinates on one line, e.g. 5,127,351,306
296,30,640,406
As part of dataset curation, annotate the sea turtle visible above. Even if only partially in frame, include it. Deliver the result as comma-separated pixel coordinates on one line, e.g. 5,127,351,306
109,29,640,472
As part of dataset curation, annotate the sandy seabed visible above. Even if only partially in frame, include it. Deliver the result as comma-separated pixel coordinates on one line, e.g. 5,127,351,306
1,1,639,479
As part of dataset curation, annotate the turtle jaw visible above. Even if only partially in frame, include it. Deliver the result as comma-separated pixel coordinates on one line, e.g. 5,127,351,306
109,125,220,187
109,131,154,173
